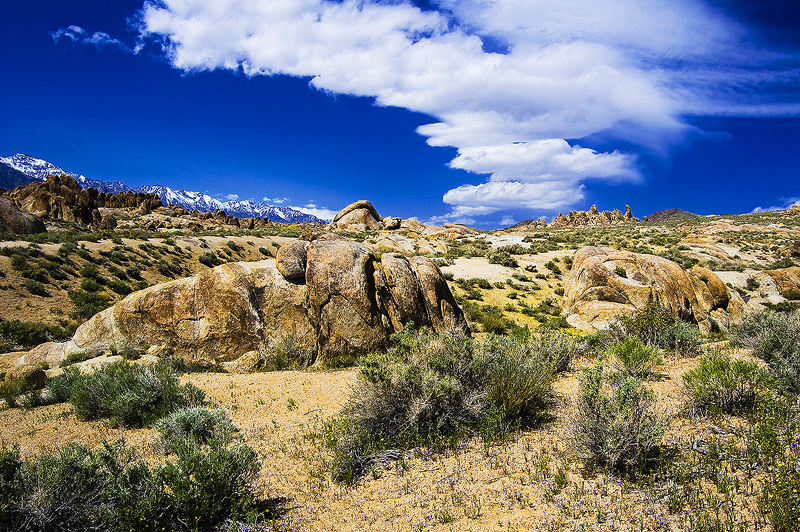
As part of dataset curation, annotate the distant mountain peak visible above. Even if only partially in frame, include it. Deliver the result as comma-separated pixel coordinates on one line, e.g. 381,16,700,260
1,153,326,223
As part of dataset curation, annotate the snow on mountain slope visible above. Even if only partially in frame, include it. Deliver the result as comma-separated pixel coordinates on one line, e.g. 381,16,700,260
2,153,326,223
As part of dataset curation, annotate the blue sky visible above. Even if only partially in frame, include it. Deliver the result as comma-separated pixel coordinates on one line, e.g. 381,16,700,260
1,0,799,227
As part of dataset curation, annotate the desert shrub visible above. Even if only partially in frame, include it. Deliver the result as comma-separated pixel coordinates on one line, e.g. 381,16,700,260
487,251,518,268
262,332,314,370
610,337,664,380
0,378,40,409
474,278,492,289
0,435,261,532
0,320,71,352
48,361,205,427
59,351,92,368
759,434,800,531
610,304,701,356
614,265,627,278
258,246,270,256
199,251,223,267
479,306,512,335
124,265,141,279
682,351,766,416
730,309,800,393
154,406,238,453
544,261,562,275
570,362,667,476
536,329,585,373
23,279,48,297
326,330,554,482
106,279,132,296
68,290,111,321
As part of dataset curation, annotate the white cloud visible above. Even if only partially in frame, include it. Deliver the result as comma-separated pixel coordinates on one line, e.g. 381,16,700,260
499,215,516,227
291,202,337,221
225,193,239,201
129,0,800,218
751,197,800,213
263,197,288,204
51,25,125,49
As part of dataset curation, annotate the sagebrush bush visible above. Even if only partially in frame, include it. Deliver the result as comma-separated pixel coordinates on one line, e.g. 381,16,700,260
262,332,314,370
154,406,237,453
730,309,800,393
571,362,667,476
0,320,72,353
326,328,556,482
682,351,766,416
611,337,664,380
610,304,701,356
0,436,261,532
48,360,205,427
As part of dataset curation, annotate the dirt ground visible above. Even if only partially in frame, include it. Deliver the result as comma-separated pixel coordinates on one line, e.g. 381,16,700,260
0,349,769,531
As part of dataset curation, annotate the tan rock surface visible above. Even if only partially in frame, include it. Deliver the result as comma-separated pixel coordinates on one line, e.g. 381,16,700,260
564,247,738,331
16,236,465,369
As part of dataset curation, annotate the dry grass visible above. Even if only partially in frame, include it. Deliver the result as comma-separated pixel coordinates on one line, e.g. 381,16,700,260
0,348,777,531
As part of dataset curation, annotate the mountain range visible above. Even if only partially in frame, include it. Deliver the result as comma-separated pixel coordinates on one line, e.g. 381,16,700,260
0,154,326,224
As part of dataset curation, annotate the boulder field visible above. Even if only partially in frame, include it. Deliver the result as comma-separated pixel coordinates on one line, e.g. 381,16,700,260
17,234,466,370
564,246,745,332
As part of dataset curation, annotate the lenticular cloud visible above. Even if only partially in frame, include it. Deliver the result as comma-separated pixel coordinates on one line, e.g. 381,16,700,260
133,0,800,219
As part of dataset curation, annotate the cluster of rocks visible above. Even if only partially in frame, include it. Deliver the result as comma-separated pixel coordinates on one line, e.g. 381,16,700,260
564,246,744,332
17,233,467,371
550,205,636,229
329,200,400,232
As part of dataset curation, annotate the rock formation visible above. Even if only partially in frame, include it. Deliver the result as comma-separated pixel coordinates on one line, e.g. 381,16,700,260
564,247,744,332
17,235,466,370
550,205,636,229
0,196,46,235
9,174,100,226
763,267,800,298
94,190,162,211
330,200,384,231
642,208,698,222
778,241,800,258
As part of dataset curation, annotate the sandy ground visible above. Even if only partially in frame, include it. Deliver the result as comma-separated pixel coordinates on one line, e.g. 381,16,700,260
0,349,769,531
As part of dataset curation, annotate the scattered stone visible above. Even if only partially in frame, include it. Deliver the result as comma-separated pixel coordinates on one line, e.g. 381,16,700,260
0,196,46,235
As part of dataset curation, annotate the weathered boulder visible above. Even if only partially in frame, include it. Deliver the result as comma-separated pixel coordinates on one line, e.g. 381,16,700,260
778,241,800,258
17,236,466,369
564,247,741,332
330,200,383,231
276,240,310,280
763,267,800,298
221,350,262,373
550,205,637,229
382,216,402,230
0,196,46,235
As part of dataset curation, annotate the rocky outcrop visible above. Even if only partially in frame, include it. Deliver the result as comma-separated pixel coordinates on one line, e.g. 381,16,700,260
564,247,743,332
550,205,637,229
330,200,383,231
763,267,800,298
0,196,46,235
778,241,800,258
9,174,100,226
5,364,46,389
788,205,800,216
642,208,698,222
95,190,163,211
17,235,466,370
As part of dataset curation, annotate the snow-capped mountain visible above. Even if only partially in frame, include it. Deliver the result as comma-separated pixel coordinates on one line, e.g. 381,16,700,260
0,154,132,194
1,153,326,223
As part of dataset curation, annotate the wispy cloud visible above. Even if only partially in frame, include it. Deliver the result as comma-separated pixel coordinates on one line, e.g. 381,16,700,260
263,196,288,204
291,202,337,221
51,25,126,50
751,197,800,213
225,193,239,201
124,0,799,218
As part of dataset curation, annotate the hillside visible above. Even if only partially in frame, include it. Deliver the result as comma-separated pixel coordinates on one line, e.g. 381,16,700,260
0,199,799,531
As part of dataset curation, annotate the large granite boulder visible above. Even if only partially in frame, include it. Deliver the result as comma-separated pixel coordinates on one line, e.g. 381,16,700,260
0,196,46,235
564,247,743,332
763,267,800,298
17,236,466,369
330,200,383,231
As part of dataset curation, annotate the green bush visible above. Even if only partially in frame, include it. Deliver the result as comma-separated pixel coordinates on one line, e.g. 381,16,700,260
199,251,223,267
0,436,262,532
730,310,800,393
610,304,701,356
263,332,314,369
68,290,111,321
48,360,205,427
325,330,555,482
0,320,71,352
611,337,663,380
682,351,766,416
570,362,667,476
23,279,48,297
487,251,518,268
154,406,238,454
